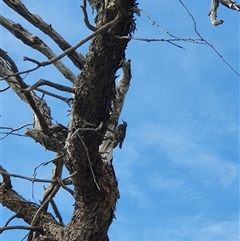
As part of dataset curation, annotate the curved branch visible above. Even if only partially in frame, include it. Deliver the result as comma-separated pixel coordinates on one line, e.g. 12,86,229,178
0,85,10,92
81,0,97,31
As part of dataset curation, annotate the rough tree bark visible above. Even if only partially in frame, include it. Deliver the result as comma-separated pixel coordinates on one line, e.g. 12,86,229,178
0,0,137,240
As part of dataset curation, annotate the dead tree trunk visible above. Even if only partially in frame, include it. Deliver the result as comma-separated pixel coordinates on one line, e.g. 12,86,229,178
63,1,136,240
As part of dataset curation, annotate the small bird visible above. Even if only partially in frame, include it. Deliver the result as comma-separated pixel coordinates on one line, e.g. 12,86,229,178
117,120,127,149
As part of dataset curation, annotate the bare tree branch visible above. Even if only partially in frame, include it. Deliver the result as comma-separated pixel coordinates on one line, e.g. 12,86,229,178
34,87,71,102
0,49,52,132
39,12,122,67
139,8,186,39
0,15,77,83
3,1,236,240
0,132,26,138
48,198,64,226
0,169,53,183
0,123,32,140
24,79,73,93
116,35,207,49
2,0,85,70
209,0,224,25
0,12,122,81
0,225,43,234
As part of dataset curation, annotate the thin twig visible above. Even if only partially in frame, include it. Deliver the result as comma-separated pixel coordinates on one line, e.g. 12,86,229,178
76,132,100,190
139,8,184,39
0,123,32,140
179,0,240,77
32,157,59,183
35,87,71,102
3,214,18,227
49,198,64,225
0,132,26,139
116,35,208,49
71,122,105,142
72,121,104,190
0,169,53,183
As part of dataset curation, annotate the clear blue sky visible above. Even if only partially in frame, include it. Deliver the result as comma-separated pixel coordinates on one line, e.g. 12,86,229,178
0,1,239,240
